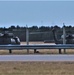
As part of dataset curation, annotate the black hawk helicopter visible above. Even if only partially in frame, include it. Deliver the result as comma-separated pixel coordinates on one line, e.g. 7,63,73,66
52,27,74,54
0,31,20,45
0,29,20,53
52,28,74,44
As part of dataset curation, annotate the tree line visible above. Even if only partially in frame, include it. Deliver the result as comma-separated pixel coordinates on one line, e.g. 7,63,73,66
0,25,74,31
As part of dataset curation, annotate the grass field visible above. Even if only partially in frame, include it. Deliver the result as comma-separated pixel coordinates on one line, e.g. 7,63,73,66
0,42,74,54
0,61,74,75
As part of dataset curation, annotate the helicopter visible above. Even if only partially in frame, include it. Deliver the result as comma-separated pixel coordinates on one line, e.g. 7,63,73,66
52,28,74,44
0,31,20,45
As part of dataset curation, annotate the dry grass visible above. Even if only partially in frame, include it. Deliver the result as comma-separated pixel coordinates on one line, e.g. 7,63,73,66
0,61,74,75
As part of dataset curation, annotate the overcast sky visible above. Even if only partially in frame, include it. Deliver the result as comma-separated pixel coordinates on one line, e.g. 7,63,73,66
0,1,74,27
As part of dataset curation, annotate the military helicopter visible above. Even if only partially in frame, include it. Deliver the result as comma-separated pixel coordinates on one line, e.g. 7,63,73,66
0,31,20,45
52,27,74,54
0,29,20,53
52,27,74,44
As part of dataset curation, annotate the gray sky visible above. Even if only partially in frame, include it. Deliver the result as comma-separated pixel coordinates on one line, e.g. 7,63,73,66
0,1,74,27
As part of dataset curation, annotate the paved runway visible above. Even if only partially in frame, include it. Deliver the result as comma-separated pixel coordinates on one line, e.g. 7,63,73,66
0,55,74,61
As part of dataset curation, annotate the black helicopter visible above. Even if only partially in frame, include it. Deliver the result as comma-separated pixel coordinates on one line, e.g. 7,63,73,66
52,28,74,44
0,31,20,45
52,28,74,54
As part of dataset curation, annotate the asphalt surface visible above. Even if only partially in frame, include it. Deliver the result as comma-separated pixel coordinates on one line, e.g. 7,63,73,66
0,55,74,61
